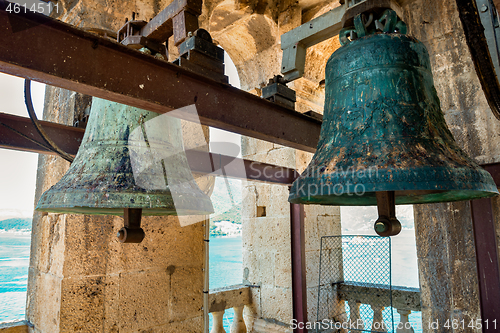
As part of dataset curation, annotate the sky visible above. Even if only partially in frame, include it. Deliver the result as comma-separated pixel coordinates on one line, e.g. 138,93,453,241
0,75,45,219
0,52,241,220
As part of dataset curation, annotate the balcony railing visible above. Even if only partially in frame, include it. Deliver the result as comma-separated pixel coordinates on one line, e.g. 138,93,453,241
209,284,251,333
336,282,421,333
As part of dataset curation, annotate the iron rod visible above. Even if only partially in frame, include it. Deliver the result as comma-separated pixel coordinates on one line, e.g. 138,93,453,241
290,202,307,332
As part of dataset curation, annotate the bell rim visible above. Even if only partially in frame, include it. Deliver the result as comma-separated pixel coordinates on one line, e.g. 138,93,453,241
36,188,214,216
288,180,499,206
288,165,499,206
35,207,213,216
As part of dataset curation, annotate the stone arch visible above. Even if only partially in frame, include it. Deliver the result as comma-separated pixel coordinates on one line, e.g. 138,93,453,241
206,0,281,91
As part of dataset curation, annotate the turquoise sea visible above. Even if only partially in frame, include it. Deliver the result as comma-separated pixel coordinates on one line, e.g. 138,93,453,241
0,232,30,322
209,236,243,331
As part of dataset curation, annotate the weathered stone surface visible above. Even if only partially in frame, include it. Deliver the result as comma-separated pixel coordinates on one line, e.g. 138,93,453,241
259,285,293,324
274,250,292,288
305,250,320,288
251,318,293,333
26,271,62,333
337,283,421,311
242,185,257,218
118,270,170,331
405,0,500,164
414,202,481,332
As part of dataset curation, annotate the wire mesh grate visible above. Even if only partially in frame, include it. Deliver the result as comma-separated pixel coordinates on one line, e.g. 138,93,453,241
316,236,393,333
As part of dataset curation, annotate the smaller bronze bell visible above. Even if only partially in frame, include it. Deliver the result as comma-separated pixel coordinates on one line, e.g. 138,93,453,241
37,97,214,242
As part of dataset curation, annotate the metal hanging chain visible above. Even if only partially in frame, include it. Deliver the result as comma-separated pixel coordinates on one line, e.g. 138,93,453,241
24,79,74,163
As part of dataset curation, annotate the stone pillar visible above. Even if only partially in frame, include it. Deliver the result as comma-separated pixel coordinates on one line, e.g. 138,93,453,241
403,1,500,331
414,202,481,331
240,139,296,331
27,2,207,332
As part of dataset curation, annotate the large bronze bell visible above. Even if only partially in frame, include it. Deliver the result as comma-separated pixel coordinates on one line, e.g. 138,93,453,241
288,11,498,235
37,97,213,242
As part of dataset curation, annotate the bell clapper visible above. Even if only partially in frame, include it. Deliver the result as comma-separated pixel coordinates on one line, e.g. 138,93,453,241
118,208,145,243
374,191,402,237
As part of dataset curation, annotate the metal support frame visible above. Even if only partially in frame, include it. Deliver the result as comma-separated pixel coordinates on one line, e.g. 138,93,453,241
261,75,296,110
279,0,403,81
0,113,300,185
280,5,346,81
174,29,228,84
0,5,321,153
0,112,84,155
471,198,500,330
118,0,202,48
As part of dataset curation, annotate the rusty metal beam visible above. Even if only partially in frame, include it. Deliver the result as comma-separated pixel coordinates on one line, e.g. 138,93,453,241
0,112,84,155
482,162,500,185
0,113,299,184
190,150,299,184
0,5,321,153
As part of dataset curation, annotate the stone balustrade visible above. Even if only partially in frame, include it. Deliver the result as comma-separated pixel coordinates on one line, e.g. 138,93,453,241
0,320,29,333
209,284,251,333
336,282,421,333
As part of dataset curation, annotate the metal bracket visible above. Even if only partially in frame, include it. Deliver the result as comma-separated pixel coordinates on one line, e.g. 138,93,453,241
116,0,202,55
280,5,346,81
262,75,296,110
117,20,168,57
174,29,228,84
280,0,403,81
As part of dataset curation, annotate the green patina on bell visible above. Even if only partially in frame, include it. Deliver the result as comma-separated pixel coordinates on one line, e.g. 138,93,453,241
289,31,499,206
37,97,213,216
